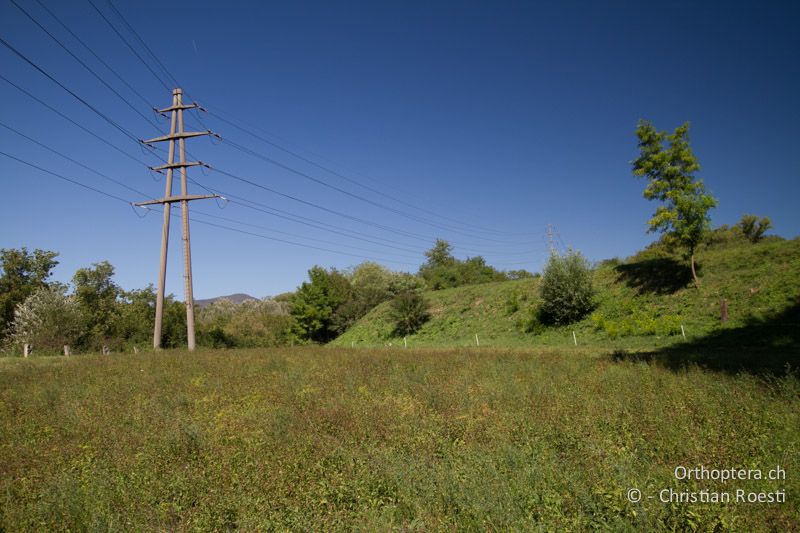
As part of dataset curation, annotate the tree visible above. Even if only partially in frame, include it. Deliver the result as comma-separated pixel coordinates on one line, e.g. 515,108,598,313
0,248,59,335
5,286,83,353
539,250,595,326
419,240,507,290
72,261,120,347
632,120,718,288
738,214,772,243
388,291,429,336
290,266,352,343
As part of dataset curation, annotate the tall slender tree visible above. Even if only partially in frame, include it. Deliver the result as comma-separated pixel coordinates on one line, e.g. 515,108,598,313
632,120,717,288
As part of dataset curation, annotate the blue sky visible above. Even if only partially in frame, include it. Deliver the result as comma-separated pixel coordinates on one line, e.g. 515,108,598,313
1,0,798,299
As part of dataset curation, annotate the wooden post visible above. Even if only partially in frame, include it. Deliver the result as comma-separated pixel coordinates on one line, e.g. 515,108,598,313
720,298,728,322
23,343,31,357
404,336,407,348
572,331,578,346
680,325,686,340
63,345,70,356
475,333,480,347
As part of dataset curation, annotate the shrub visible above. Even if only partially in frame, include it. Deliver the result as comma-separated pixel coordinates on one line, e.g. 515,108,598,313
738,214,772,243
388,291,429,336
5,286,83,354
539,251,595,325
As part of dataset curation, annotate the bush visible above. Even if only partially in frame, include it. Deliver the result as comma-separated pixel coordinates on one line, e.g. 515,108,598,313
539,251,595,325
5,286,83,354
388,292,429,336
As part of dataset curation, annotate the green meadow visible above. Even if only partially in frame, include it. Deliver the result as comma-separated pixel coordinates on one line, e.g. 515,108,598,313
1,346,797,531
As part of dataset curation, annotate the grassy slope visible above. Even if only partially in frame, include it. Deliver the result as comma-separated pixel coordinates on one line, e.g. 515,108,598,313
1,348,797,530
333,237,800,353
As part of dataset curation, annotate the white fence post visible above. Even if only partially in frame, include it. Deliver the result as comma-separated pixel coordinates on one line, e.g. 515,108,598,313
572,331,577,346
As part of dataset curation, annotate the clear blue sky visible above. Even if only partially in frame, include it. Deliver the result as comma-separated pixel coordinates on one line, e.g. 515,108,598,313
1,0,798,299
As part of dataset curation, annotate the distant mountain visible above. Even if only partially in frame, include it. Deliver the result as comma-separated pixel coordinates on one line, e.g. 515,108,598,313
195,293,258,307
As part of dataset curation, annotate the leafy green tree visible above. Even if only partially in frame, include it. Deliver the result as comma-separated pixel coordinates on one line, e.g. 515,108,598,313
116,285,156,347
632,120,718,288
738,214,772,243
388,291,429,336
539,250,595,326
290,266,352,343
419,240,507,290
6,286,83,354
72,261,120,347
0,248,59,335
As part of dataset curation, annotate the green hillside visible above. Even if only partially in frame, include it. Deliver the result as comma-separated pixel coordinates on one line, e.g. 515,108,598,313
333,237,800,370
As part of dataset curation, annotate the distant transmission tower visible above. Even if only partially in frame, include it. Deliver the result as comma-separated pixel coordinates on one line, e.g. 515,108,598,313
546,223,559,255
135,88,217,351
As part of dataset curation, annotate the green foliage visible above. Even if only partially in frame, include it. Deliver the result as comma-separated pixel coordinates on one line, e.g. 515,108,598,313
632,121,718,285
1,347,797,530
419,240,507,290
591,306,682,338
5,286,82,353
539,251,595,325
388,291,430,336
0,248,58,336
738,214,772,243
115,285,156,347
72,261,120,348
290,266,353,343
196,298,293,348
161,297,187,348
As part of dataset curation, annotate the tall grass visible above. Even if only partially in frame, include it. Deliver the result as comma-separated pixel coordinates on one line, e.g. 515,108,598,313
1,347,797,530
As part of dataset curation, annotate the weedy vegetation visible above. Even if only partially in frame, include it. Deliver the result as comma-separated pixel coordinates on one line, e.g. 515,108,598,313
1,347,798,531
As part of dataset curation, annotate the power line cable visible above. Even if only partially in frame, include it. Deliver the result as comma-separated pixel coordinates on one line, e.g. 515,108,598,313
31,0,158,111
0,73,150,167
84,0,171,92
0,34,144,145
218,135,538,244
8,0,161,131
209,110,541,239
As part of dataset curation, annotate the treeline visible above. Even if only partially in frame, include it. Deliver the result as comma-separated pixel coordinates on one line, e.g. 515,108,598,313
0,241,532,353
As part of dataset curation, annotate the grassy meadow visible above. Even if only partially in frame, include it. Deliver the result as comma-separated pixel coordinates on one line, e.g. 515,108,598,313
1,347,798,531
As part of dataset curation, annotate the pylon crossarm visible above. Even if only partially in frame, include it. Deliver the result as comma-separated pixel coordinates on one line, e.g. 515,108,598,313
134,194,218,206
157,103,200,113
141,130,213,144
149,161,205,171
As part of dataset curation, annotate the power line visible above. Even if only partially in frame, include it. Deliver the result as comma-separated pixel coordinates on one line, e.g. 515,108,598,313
31,0,158,111
84,0,171,92
0,73,150,167
0,34,143,145
105,0,179,88
208,110,539,238
8,0,161,131
0,120,153,199
0,149,132,204
217,135,539,244
1,150,420,267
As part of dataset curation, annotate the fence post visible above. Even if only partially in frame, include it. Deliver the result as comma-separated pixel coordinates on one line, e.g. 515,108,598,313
572,331,578,346
720,299,729,322
133,346,139,354
63,345,70,356
475,333,480,347
404,336,407,348
680,325,686,340
23,343,31,357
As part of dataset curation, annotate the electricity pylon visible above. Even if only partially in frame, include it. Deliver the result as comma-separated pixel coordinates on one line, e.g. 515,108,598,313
135,88,216,351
